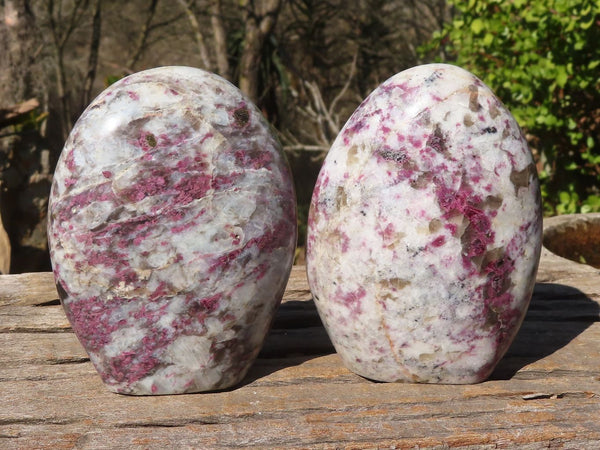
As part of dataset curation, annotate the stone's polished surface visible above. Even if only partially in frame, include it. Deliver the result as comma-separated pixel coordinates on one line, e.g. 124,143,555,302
48,66,297,395
306,64,542,384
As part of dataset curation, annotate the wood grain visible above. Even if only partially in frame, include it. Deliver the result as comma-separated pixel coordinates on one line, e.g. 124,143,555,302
0,272,58,307
1,256,599,449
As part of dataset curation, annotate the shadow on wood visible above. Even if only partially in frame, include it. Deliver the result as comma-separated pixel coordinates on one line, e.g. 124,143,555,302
491,282,600,380
240,299,335,387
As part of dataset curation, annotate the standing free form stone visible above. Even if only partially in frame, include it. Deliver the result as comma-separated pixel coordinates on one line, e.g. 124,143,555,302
306,64,542,384
48,66,297,394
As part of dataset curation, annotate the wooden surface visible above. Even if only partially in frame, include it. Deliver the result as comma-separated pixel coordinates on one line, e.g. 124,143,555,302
1,247,599,449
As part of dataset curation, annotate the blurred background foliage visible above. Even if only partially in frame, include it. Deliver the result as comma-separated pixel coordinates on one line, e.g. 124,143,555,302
0,0,598,272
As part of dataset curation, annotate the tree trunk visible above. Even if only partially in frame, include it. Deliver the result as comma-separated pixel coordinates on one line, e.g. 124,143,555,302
0,0,52,273
238,0,282,103
178,0,213,71
126,0,158,71
210,0,230,80
82,0,101,106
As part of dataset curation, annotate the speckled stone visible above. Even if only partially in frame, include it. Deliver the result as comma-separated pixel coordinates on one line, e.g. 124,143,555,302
48,66,297,395
306,64,542,384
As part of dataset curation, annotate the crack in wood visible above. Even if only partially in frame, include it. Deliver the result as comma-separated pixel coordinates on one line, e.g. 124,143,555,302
46,357,90,365
522,391,594,400
33,299,61,307
511,369,600,380
0,417,78,426
0,328,71,334
246,375,361,388
113,417,233,428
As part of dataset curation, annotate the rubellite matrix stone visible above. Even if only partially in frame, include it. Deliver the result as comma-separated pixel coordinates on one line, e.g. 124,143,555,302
48,66,297,394
306,64,542,384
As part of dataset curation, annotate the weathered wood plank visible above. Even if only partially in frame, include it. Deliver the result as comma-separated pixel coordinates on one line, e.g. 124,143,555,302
1,320,599,376
3,409,600,450
0,272,57,307
2,355,598,429
0,306,71,333
0,266,311,308
1,256,600,309
3,427,600,450
1,326,598,425
1,316,598,383
1,372,598,448
1,326,597,387
0,253,599,448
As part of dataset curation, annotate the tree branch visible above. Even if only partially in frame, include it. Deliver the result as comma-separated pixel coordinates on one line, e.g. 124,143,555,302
177,0,212,71
238,0,282,102
126,0,158,70
210,0,230,80
46,0,91,139
82,0,101,106
329,50,358,123
281,50,358,156
0,99,39,129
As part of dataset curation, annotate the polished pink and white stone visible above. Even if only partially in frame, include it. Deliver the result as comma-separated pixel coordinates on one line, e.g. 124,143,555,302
48,66,297,394
307,64,542,384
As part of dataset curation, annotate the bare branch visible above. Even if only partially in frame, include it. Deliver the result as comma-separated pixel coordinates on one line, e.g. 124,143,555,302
177,0,212,71
0,99,40,129
46,0,92,139
126,0,158,70
329,50,358,117
278,127,329,154
283,144,330,152
281,49,359,156
239,0,282,102
82,0,101,106
210,0,230,80
50,0,89,51
103,61,135,76
146,12,187,31
303,81,333,145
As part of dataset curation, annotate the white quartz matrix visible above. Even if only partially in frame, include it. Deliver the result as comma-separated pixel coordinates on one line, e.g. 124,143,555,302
48,66,297,394
306,64,542,384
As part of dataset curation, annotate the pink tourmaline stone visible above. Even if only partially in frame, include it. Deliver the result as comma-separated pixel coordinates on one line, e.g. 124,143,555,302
48,66,297,394
307,64,542,384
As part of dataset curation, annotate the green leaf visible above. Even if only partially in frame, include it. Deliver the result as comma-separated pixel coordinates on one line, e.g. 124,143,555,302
588,60,600,70
580,16,595,29
565,161,579,171
483,32,494,46
568,118,577,130
470,18,485,34
580,4,592,15
587,136,595,149
567,62,574,74
105,75,122,86
556,66,568,87
585,195,600,207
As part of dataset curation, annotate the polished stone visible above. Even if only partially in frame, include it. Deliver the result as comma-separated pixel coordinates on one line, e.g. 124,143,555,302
306,64,542,384
48,66,297,394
